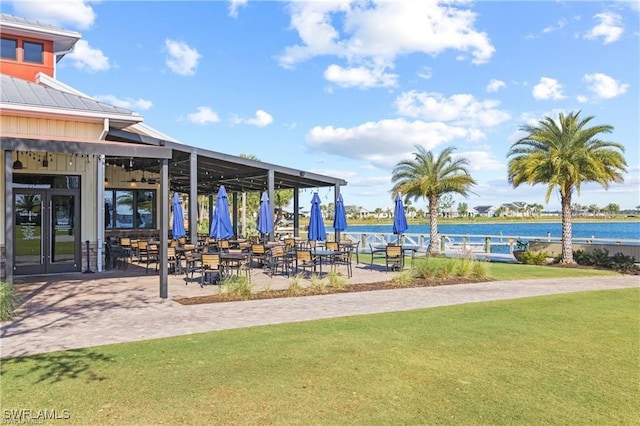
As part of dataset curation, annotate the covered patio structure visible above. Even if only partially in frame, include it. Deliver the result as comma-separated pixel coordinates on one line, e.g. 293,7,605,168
107,128,347,245
3,130,347,299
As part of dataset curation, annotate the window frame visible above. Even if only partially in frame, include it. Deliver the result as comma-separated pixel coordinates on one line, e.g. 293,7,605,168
23,40,44,64
1,37,18,60
104,189,157,230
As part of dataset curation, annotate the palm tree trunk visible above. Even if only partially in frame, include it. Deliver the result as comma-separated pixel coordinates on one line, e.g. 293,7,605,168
560,193,575,264
427,196,440,255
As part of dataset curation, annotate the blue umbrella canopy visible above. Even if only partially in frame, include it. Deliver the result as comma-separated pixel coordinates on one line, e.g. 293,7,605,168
393,193,408,235
257,191,273,236
210,185,233,240
333,193,348,232
308,192,326,241
171,192,186,239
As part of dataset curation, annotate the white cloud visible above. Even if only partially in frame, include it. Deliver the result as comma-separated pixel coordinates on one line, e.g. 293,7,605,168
584,12,624,44
165,39,201,76
623,0,640,12
233,110,274,127
229,0,248,18
10,0,96,29
93,95,152,111
532,77,565,100
417,66,432,80
542,19,567,34
307,168,390,187
577,95,589,103
187,107,219,124
458,151,503,172
323,64,397,89
278,1,495,85
486,79,506,93
67,40,110,72
306,118,476,169
583,73,629,99
394,91,511,127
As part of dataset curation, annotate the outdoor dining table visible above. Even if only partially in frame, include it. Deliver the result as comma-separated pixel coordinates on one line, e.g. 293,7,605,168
312,249,340,275
220,252,251,277
374,244,420,253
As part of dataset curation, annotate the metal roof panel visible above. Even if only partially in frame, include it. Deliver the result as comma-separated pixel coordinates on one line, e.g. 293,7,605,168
1,75,141,117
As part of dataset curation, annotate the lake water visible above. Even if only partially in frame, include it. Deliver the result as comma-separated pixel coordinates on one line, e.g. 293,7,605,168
335,221,640,241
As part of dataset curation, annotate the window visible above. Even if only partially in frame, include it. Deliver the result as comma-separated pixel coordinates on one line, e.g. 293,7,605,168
1,37,17,60
104,189,156,230
23,41,44,63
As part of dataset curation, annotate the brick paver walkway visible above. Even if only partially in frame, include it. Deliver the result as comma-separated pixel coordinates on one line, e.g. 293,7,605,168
1,265,637,358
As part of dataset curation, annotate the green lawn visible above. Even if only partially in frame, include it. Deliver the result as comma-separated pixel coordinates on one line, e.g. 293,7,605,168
363,253,618,280
2,289,638,424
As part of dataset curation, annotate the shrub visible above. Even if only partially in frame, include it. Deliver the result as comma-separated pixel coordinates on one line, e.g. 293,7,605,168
309,274,327,293
456,256,474,277
586,248,612,268
440,261,456,279
391,269,416,287
413,259,438,279
219,275,252,299
520,250,548,265
471,261,490,280
573,249,592,265
574,248,637,273
327,271,347,289
288,273,305,295
0,281,17,322
609,253,639,274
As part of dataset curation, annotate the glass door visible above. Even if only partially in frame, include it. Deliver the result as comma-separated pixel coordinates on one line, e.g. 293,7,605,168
14,190,45,275
49,192,80,273
13,189,81,275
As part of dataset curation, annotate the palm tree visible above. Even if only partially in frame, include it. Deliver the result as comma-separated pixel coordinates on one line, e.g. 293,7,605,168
531,203,544,218
507,111,626,264
392,145,477,255
457,202,469,217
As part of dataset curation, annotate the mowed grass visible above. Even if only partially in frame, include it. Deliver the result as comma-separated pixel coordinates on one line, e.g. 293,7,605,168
364,253,619,280
2,289,638,424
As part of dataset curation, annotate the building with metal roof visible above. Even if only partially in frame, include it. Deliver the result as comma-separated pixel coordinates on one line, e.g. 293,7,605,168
0,13,347,297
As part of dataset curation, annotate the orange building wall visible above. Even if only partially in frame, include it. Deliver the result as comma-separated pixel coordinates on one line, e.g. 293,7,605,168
0,36,54,81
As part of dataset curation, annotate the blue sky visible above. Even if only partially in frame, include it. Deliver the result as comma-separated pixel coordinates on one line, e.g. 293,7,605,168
6,0,639,212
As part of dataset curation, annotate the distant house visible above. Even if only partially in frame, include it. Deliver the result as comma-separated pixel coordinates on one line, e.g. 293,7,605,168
502,201,529,217
474,205,497,217
357,207,372,218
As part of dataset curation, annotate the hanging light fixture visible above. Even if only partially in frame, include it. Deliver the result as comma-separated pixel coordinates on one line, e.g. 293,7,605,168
141,169,147,183
12,151,23,170
42,153,49,168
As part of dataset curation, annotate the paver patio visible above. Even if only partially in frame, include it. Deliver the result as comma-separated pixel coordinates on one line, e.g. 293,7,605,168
1,263,637,358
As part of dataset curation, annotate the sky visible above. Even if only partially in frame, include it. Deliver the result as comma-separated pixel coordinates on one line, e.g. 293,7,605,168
5,0,639,212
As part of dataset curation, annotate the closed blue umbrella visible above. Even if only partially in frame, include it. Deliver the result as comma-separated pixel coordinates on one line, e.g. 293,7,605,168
257,191,273,237
333,193,347,232
172,192,186,239
393,193,408,236
308,192,326,241
210,185,233,240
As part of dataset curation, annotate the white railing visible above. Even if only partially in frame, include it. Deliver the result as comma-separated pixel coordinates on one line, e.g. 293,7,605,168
337,232,640,255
